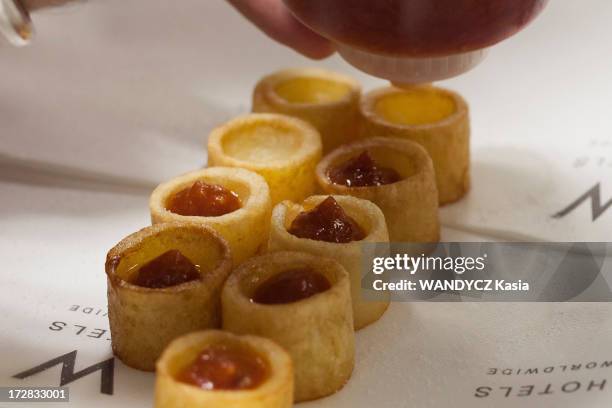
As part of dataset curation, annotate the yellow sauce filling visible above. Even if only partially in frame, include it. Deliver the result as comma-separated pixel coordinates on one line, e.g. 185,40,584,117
275,77,350,104
221,123,302,163
375,89,456,126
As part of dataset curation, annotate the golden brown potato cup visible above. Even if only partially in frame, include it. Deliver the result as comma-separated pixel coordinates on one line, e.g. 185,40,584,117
105,222,232,371
252,68,361,154
360,85,470,205
155,330,293,408
207,113,322,204
222,251,354,402
316,137,440,243
150,167,271,264
268,195,389,330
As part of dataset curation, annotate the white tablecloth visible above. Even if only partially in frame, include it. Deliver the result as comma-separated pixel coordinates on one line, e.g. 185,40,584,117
1,1,611,406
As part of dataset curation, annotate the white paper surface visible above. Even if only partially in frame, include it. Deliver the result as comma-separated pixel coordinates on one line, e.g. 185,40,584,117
1,0,611,407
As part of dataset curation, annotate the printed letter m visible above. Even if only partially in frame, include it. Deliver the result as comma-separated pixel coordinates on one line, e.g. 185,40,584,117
13,350,114,395
553,183,612,221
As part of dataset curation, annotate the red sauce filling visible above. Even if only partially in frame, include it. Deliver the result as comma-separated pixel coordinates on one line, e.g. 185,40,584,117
288,196,365,243
177,344,268,390
327,151,401,187
284,0,547,57
131,250,200,289
168,181,241,217
252,267,331,305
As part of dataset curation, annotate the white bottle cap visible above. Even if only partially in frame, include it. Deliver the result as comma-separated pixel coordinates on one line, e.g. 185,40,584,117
336,43,487,85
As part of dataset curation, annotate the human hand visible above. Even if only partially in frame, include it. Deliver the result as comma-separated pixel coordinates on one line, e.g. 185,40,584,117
227,0,334,60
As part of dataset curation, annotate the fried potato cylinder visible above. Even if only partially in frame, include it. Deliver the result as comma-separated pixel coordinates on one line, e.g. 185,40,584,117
222,251,354,402
316,137,440,243
105,222,232,371
150,167,271,264
155,330,293,408
359,85,470,205
268,195,389,330
207,113,322,204
252,68,361,153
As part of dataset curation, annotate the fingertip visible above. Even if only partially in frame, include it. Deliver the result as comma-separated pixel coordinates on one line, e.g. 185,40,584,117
229,0,336,60
276,7,335,59
297,42,335,60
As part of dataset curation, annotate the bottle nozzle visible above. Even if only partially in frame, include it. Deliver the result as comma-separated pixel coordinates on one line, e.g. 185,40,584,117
336,44,488,85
